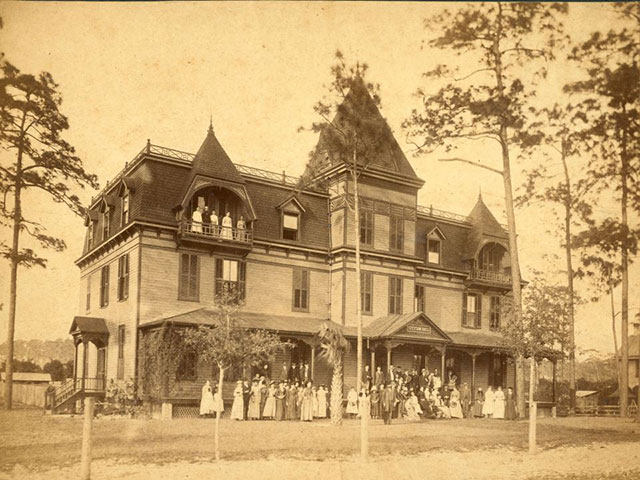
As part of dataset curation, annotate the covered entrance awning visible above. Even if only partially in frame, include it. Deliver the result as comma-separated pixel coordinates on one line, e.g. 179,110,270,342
69,316,109,346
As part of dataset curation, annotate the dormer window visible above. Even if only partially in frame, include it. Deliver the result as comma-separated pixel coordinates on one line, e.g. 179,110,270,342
278,195,306,242
102,209,111,240
427,237,441,264
283,212,299,241
121,192,129,227
426,226,446,265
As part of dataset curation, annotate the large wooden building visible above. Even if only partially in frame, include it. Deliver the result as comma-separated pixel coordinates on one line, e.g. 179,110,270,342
56,79,517,415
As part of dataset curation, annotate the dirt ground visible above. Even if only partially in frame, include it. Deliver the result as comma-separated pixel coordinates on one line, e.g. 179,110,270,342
2,408,639,479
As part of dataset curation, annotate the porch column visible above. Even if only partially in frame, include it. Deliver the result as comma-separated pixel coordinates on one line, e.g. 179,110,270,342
552,360,557,404
82,340,89,391
440,347,446,381
73,342,79,380
471,353,477,402
370,350,375,376
386,345,392,370
311,345,315,382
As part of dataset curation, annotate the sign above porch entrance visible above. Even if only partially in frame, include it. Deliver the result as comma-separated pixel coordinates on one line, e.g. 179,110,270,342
364,312,451,343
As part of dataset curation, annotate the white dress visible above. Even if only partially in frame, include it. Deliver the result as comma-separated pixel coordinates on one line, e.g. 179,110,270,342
346,390,358,414
230,385,244,420
493,389,505,419
221,215,233,239
483,388,495,417
191,210,203,233
237,219,246,240
199,383,215,415
449,390,464,418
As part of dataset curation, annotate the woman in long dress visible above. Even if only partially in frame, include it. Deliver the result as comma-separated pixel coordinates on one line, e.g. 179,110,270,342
236,216,246,241
275,383,286,421
230,380,244,420
200,381,215,417
370,386,380,419
191,207,203,234
505,387,517,420
212,386,224,416
358,390,370,420
312,387,319,417
300,382,314,421
210,210,219,236
472,387,485,417
285,384,297,420
493,386,506,419
262,382,277,419
221,212,233,239
449,387,464,418
482,386,495,418
346,387,359,419
247,380,262,420
316,385,327,419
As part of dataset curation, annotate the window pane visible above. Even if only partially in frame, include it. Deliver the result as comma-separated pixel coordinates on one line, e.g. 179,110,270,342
284,213,299,230
467,295,476,313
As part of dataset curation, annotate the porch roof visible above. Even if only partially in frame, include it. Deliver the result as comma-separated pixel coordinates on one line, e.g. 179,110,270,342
445,331,506,350
69,316,109,335
140,309,354,336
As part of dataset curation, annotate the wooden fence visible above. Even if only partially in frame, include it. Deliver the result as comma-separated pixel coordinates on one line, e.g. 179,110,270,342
575,405,621,417
0,382,48,408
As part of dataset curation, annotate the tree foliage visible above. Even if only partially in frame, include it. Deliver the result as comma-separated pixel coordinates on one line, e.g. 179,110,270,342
316,322,350,426
0,58,99,268
501,276,573,361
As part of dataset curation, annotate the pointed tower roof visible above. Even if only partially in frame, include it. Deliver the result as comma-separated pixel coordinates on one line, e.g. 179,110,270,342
306,75,420,181
188,123,245,185
463,194,509,259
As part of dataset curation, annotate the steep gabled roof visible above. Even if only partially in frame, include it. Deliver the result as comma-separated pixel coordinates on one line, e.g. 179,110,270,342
463,194,508,259
187,124,245,186
364,312,451,343
306,75,420,181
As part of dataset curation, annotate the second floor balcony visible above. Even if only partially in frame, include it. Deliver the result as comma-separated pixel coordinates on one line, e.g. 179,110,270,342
466,268,512,288
178,220,253,252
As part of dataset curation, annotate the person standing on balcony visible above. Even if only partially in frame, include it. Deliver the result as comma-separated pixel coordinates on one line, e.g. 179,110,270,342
210,209,219,236
237,215,246,241
191,206,203,234
202,206,211,234
221,211,233,239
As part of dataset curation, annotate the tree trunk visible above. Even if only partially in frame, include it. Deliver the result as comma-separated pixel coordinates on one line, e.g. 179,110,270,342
560,145,577,415
619,111,629,418
611,282,622,391
215,366,224,461
330,355,344,426
528,358,537,454
351,151,368,461
4,109,27,411
493,6,526,418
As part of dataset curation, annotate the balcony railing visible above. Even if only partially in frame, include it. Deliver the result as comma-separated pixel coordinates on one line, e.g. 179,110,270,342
467,268,512,284
179,221,253,244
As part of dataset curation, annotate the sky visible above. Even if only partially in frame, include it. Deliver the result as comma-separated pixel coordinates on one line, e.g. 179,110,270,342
0,2,637,356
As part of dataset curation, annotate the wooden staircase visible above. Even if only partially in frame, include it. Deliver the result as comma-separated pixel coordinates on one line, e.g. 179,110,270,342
51,377,106,414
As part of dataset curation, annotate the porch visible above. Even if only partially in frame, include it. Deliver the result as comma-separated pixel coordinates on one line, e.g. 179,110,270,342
51,316,109,414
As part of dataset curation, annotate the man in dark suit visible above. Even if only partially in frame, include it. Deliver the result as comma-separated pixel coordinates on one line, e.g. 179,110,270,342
288,363,299,382
418,368,430,390
280,361,289,381
374,366,384,387
381,382,397,425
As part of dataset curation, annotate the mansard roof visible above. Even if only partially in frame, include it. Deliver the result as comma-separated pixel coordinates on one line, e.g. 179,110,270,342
306,75,420,182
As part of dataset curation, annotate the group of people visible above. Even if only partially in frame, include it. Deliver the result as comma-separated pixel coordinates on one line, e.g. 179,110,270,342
200,375,329,422
199,363,518,423
190,206,247,240
346,365,518,423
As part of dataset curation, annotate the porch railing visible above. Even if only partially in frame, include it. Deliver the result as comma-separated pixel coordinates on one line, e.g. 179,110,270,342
467,268,511,284
179,221,253,243
52,377,106,409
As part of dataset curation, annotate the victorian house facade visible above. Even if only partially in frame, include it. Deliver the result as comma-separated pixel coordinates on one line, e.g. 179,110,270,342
55,79,517,415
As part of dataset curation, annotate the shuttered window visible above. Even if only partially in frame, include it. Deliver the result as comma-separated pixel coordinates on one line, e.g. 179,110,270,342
389,276,403,314
462,292,482,328
361,271,373,315
215,258,246,300
389,216,404,252
179,253,199,301
117,325,125,380
117,254,129,301
100,265,110,308
293,269,310,311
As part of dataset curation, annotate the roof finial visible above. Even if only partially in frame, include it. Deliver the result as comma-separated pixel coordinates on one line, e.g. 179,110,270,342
355,61,362,78
208,116,214,134
478,186,483,201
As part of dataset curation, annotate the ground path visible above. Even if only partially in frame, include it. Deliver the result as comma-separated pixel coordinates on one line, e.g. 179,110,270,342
2,409,639,479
